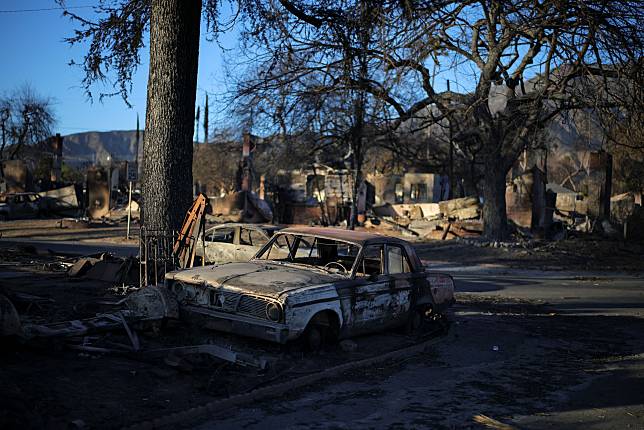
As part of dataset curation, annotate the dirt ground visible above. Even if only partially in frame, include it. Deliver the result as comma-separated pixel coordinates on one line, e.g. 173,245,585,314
0,224,643,429
415,236,644,272
198,297,644,430
0,253,446,429
0,218,138,244
2,267,643,429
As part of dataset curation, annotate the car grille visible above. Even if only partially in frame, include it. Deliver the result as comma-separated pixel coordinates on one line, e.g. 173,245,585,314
169,281,277,321
237,295,270,319
216,290,242,312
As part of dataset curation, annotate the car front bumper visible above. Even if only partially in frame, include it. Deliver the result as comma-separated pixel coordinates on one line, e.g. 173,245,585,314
182,305,291,344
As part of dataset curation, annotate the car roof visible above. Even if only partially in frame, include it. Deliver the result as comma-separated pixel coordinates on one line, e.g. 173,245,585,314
3,192,38,195
208,223,284,231
279,226,409,246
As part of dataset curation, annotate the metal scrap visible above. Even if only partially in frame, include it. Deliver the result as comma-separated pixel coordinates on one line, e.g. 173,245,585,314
144,344,270,370
68,253,139,286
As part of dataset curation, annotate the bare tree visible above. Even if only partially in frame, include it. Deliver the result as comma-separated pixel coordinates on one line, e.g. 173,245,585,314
593,61,644,193
60,0,642,238
59,0,199,231
234,0,401,227
288,1,642,239
0,85,55,176
349,0,642,239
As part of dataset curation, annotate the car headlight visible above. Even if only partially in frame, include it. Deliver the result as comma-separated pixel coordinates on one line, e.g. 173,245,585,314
173,281,185,295
171,281,196,302
266,302,282,322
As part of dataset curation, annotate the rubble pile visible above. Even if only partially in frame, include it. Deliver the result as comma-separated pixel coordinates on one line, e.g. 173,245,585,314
371,196,482,240
68,253,139,289
0,244,73,271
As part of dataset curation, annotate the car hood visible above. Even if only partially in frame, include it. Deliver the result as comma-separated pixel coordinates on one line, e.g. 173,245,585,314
167,261,342,297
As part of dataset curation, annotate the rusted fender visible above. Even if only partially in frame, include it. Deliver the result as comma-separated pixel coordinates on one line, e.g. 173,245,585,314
0,294,22,337
426,273,455,309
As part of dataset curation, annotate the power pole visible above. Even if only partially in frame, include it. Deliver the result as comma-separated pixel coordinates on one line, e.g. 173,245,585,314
447,79,454,199
194,106,200,143
203,94,209,144
0,108,8,179
127,114,141,240
0,117,5,179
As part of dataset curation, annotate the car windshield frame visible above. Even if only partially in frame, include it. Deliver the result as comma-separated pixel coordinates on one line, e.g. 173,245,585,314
252,232,364,278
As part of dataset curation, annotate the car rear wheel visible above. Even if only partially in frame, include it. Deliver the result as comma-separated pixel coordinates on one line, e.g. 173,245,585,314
405,308,424,333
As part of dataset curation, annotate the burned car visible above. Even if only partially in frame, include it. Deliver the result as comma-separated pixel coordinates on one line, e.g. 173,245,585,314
196,223,284,264
165,227,454,348
0,192,42,220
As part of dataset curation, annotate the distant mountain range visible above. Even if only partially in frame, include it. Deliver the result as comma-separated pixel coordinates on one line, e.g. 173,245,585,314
62,130,141,166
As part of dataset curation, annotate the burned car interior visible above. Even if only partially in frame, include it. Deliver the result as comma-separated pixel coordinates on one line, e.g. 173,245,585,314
205,225,273,247
254,232,413,277
255,233,359,274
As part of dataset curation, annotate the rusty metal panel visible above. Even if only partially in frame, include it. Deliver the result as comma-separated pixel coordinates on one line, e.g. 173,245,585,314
87,166,110,219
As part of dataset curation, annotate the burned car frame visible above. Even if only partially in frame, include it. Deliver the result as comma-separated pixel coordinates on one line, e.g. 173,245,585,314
195,223,284,265
0,192,42,220
164,227,454,348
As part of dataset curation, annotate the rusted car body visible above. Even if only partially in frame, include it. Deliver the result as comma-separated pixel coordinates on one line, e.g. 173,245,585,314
0,192,42,220
165,227,454,345
195,223,284,264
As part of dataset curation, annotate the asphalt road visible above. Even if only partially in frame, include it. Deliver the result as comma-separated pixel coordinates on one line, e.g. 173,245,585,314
0,238,138,257
455,270,644,317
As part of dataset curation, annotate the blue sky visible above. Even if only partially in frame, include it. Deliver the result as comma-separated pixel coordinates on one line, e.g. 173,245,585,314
0,0,239,135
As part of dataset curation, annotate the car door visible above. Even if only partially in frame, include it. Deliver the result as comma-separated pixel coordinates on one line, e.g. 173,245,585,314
202,225,239,264
384,244,416,323
12,195,27,218
347,243,398,335
26,194,41,216
236,227,269,261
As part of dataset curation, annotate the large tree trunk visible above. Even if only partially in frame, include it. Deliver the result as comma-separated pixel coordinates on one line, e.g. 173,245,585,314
142,0,201,232
481,156,509,241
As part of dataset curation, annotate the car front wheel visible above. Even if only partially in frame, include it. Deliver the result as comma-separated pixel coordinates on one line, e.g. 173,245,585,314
303,324,325,351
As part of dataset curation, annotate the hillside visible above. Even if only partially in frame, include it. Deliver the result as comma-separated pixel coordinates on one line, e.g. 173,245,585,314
62,130,141,166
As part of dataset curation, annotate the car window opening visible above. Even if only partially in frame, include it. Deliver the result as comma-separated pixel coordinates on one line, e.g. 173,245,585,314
387,246,412,274
255,233,361,275
357,244,384,277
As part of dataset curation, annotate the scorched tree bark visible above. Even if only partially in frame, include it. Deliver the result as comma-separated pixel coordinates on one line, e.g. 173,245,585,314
143,0,201,232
